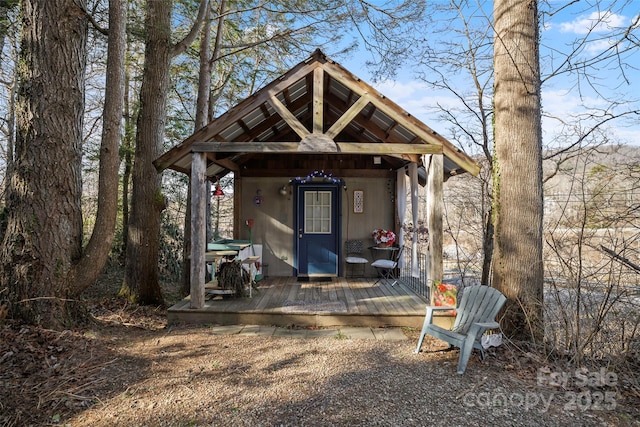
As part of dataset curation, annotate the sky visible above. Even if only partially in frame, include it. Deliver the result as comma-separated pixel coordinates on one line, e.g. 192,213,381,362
336,1,640,153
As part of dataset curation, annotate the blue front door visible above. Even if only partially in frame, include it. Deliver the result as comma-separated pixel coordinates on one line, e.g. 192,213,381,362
295,184,340,277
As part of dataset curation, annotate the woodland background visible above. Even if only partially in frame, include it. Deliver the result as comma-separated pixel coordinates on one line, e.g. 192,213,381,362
0,0,638,374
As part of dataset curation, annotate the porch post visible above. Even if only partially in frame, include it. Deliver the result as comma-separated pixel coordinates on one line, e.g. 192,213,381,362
426,154,444,303
190,151,207,309
409,162,420,278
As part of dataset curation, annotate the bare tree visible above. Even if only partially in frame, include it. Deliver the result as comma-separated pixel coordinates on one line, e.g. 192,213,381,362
544,145,640,365
181,1,219,296
414,1,639,344
539,2,640,181
492,0,544,341
414,1,495,286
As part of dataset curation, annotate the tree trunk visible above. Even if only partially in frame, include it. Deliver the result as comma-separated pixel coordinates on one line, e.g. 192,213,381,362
492,0,544,342
121,0,171,305
123,0,208,304
1,63,15,205
0,0,87,327
73,0,126,292
121,60,134,263
0,0,17,207
182,4,213,295
0,0,18,58
480,205,494,286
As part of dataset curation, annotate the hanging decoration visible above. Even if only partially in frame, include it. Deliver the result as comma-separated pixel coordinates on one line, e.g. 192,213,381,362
253,189,263,206
213,177,224,196
289,170,345,186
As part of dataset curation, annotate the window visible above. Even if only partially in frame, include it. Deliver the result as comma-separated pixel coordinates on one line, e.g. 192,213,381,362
304,191,332,234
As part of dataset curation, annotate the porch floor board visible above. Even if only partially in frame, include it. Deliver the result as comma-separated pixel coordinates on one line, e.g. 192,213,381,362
168,276,432,328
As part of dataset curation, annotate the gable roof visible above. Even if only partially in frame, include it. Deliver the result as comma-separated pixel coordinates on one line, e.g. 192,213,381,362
154,49,480,180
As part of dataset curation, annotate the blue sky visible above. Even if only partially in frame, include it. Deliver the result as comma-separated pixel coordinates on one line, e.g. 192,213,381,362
337,1,640,151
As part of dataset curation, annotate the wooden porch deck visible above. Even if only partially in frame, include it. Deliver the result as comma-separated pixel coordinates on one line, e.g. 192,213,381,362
168,276,438,329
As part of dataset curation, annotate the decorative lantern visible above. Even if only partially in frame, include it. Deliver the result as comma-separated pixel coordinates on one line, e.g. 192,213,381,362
213,177,224,196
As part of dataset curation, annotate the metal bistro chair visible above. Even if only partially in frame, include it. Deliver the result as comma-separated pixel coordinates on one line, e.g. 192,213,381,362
371,246,404,286
344,239,369,277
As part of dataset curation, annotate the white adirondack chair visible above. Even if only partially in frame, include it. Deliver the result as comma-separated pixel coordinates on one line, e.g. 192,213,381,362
414,285,506,374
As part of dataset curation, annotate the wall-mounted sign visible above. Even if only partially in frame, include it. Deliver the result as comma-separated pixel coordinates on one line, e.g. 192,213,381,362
353,190,364,213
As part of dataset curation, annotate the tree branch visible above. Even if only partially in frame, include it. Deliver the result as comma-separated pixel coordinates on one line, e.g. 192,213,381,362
172,0,210,58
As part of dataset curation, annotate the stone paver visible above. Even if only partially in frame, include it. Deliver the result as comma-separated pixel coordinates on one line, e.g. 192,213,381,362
371,327,408,341
209,325,245,335
337,327,377,340
238,325,277,336
273,328,308,338
231,325,408,340
306,329,341,339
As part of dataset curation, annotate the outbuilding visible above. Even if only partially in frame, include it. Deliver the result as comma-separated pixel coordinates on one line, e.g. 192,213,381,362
155,49,480,311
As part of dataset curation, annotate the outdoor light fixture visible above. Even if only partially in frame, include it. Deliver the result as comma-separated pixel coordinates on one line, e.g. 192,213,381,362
213,178,224,196
279,185,288,196
373,156,382,165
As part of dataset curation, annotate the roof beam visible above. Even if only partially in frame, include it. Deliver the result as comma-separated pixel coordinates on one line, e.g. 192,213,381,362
182,61,319,144
208,157,239,173
267,95,310,139
236,94,311,142
313,67,323,134
324,92,392,142
325,94,370,139
322,62,443,147
192,141,442,155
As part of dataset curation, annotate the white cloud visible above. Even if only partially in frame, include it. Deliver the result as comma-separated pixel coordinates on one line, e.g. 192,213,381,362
366,79,639,148
373,80,422,103
540,88,640,147
584,38,617,54
371,79,462,130
559,11,627,35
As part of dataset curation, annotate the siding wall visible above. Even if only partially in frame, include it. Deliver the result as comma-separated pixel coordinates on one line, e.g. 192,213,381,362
239,176,396,277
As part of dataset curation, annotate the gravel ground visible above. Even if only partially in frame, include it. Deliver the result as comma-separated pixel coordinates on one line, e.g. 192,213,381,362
64,328,640,425
2,300,638,426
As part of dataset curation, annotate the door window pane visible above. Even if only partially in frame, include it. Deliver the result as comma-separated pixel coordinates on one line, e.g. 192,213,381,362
304,190,332,234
